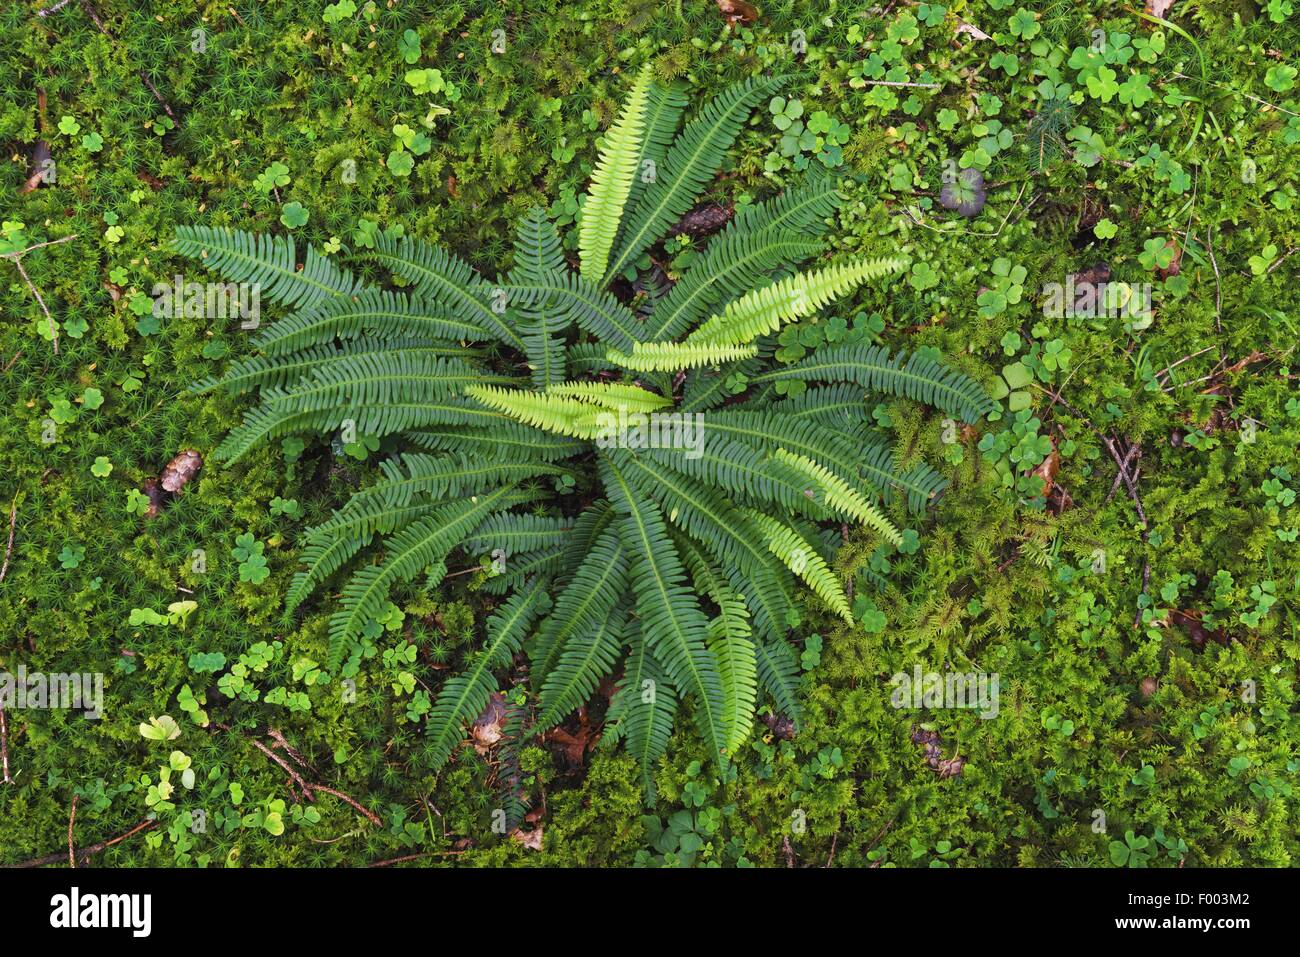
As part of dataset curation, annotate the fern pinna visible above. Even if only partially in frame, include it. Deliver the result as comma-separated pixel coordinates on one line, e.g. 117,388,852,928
178,64,994,801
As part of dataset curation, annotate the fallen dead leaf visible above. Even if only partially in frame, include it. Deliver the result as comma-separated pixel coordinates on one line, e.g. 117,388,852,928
715,0,759,24
471,692,509,752
510,826,543,851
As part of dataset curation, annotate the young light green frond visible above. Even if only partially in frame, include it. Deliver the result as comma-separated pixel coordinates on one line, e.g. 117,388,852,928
545,381,671,413
645,171,844,340
424,575,552,771
579,64,655,284
747,510,853,622
618,80,689,250
606,340,757,372
356,233,524,350
773,448,903,545
173,226,364,310
687,256,906,347
750,343,996,423
604,75,786,283
464,384,601,438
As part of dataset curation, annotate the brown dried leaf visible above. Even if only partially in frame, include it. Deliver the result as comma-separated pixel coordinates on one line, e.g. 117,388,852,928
509,826,544,851
471,692,508,752
715,0,759,24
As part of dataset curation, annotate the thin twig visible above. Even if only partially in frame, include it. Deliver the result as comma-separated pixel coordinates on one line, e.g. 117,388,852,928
1268,246,1299,274
68,794,78,868
2,352,22,375
10,258,58,355
36,0,75,15
0,235,77,259
0,491,18,584
367,850,467,867
13,819,155,868
0,702,12,785
308,785,383,826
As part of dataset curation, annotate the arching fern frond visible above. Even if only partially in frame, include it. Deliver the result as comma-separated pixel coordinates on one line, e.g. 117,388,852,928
424,575,552,770
687,256,906,347
580,64,654,284
606,340,757,372
604,74,786,283
356,233,524,350
173,226,364,310
751,343,995,422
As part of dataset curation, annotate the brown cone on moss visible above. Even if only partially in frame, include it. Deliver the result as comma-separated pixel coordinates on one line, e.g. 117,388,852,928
160,450,202,493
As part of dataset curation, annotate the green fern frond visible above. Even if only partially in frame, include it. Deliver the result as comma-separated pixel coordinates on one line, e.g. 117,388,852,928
747,510,853,622
751,343,996,422
356,233,524,350
580,64,654,283
250,289,489,356
189,338,474,395
504,270,646,351
606,634,677,804
687,256,906,347
464,513,572,557
173,225,364,310
604,75,786,283
464,384,600,438
645,171,843,341
601,455,728,763
606,341,757,372
754,636,802,725
773,448,903,546
528,526,629,682
708,597,758,754
328,485,523,666
537,614,626,731
424,575,552,770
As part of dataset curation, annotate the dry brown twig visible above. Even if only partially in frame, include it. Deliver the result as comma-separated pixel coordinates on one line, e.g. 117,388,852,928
0,491,19,584
68,794,79,868
2,235,77,355
14,819,156,869
0,702,13,785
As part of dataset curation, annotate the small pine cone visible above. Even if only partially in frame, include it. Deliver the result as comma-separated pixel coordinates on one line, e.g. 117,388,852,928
160,449,203,493
668,203,734,238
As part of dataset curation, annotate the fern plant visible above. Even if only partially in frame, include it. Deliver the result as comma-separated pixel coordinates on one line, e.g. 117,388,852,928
177,64,994,801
